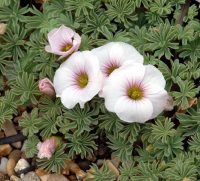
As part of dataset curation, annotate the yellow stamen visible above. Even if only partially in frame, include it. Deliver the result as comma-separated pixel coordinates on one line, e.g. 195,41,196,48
77,73,88,88
127,86,143,100
61,44,73,52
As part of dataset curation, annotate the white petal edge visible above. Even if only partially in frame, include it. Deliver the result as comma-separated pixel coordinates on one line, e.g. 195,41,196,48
114,97,153,123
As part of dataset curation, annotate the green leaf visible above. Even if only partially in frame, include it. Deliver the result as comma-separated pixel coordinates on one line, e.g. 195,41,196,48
118,162,136,181
0,1,28,23
0,103,13,130
149,117,176,143
119,123,141,143
12,72,41,105
82,10,116,39
172,78,199,109
65,0,94,17
176,100,200,136
153,136,184,160
62,103,99,135
189,132,200,153
19,108,41,137
105,0,137,28
86,162,115,181
145,23,179,59
66,132,97,159
131,161,165,181
99,112,124,134
179,37,200,61
39,96,63,116
37,144,69,173
1,23,27,61
107,133,133,162
24,135,40,158
38,113,60,138
164,153,197,180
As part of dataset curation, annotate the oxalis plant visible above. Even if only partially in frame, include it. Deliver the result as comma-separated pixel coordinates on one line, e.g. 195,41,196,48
0,0,200,180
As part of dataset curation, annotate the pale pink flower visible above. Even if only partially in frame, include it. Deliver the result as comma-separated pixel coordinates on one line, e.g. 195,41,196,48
39,78,55,97
102,63,168,123
91,42,144,80
37,139,56,159
45,25,81,59
53,51,103,109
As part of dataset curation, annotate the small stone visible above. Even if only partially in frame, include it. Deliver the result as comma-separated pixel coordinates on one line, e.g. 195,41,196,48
0,172,9,181
22,172,41,181
0,144,12,157
68,175,77,181
7,150,22,177
104,160,119,177
3,120,21,148
35,168,48,177
10,175,22,181
0,157,8,174
40,174,69,181
0,23,7,35
96,159,104,167
65,160,86,179
110,156,121,168
14,159,30,173
0,131,4,138
39,175,49,181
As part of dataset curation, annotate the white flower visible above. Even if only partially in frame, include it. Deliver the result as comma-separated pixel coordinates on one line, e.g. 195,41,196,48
102,63,168,123
91,42,144,79
53,51,103,109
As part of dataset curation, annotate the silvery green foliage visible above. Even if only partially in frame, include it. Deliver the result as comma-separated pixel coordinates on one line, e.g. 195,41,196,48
0,0,200,178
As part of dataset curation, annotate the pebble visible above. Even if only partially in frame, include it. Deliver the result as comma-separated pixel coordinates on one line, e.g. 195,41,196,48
7,150,22,177
0,23,7,35
14,159,30,173
40,174,70,181
110,156,121,168
67,175,77,181
22,171,41,181
3,120,21,148
64,160,86,179
0,144,12,157
35,168,48,177
0,157,8,174
104,160,119,177
0,172,9,181
10,175,22,181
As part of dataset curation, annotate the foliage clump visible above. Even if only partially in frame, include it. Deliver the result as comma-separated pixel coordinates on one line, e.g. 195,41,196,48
0,0,200,179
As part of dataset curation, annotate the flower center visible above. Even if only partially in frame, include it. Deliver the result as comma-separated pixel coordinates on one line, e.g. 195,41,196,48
127,86,143,100
77,73,88,88
61,44,73,52
106,65,119,76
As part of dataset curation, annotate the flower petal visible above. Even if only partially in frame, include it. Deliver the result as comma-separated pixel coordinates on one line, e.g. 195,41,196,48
92,42,144,78
60,88,80,109
142,65,166,88
147,89,168,119
110,42,144,64
53,67,75,97
114,97,153,123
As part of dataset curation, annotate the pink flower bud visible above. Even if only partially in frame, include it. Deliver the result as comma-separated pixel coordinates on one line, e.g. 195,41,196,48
37,139,56,159
45,25,81,59
39,78,55,97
